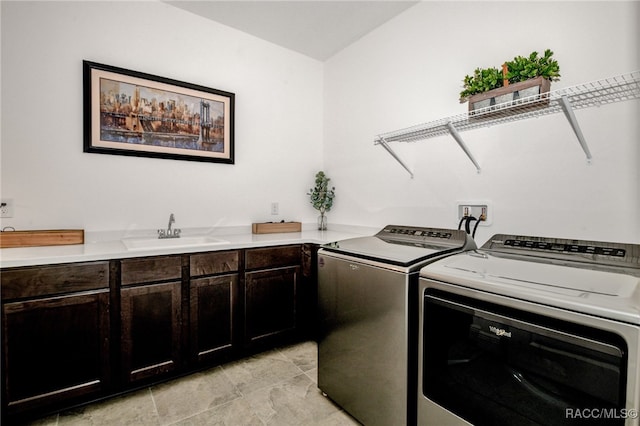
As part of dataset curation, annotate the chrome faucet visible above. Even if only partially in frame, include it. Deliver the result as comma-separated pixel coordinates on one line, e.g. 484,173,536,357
158,213,181,239
168,213,175,232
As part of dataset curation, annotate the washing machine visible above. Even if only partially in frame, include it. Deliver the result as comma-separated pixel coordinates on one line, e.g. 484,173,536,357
318,225,476,426
417,234,640,425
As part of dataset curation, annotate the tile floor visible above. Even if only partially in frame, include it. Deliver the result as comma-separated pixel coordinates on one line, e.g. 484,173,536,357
25,341,361,426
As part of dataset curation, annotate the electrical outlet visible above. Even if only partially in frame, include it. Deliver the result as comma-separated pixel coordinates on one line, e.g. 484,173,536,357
271,202,279,215
1,199,14,218
457,202,491,226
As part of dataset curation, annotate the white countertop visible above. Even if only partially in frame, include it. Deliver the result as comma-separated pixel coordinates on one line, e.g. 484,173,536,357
0,224,378,268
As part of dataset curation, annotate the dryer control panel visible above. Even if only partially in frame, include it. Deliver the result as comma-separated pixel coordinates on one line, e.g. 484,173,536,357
483,234,640,269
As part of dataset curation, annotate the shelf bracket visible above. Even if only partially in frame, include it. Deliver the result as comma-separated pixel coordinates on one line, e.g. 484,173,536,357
376,137,414,178
558,95,592,162
446,122,481,173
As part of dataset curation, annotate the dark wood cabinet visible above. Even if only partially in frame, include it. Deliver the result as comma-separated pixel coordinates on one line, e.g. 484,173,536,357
1,262,110,417
1,242,320,422
120,255,182,286
190,275,238,362
190,250,239,277
244,245,302,347
245,245,301,270
189,250,240,364
245,266,300,345
120,256,182,384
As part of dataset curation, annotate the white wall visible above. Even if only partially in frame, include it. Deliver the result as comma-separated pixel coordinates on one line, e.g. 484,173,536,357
324,1,640,244
2,1,639,246
0,1,324,232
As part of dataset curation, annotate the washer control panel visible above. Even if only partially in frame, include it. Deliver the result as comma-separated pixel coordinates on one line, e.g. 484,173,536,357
377,225,470,245
384,226,452,239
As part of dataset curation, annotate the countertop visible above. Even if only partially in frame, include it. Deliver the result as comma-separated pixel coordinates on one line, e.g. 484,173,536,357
0,224,378,268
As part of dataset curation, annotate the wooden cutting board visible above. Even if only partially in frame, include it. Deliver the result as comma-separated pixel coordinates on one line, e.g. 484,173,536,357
252,222,301,234
0,229,84,248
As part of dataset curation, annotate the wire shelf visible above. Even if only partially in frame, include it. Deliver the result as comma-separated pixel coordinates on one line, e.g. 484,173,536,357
374,71,640,176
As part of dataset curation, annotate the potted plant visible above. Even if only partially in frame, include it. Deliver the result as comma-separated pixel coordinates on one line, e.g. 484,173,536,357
460,49,561,114
459,66,504,105
505,49,561,85
307,171,335,231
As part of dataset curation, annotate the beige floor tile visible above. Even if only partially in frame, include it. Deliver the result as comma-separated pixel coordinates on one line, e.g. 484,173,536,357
316,410,363,426
58,388,160,426
18,342,358,426
151,366,242,425
279,340,317,372
305,367,318,384
170,397,263,426
222,349,303,394
243,373,353,426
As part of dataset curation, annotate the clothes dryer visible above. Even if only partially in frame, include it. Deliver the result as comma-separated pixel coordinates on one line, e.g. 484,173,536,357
418,234,640,425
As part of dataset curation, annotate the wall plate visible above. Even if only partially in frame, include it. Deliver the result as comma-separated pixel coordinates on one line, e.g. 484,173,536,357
456,201,491,227
0,199,14,218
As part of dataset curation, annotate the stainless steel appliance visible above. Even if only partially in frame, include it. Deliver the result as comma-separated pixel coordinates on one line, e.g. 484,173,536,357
418,234,640,425
318,225,476,426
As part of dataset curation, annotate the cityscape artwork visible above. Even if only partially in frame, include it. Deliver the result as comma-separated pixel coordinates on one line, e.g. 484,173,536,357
83,61,235,164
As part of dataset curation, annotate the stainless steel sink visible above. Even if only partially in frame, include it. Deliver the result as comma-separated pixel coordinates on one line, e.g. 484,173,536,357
122,235,229,251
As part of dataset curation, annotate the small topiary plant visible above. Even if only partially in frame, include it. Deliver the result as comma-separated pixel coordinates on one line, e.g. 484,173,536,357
308,171,335,214
308,171,335,230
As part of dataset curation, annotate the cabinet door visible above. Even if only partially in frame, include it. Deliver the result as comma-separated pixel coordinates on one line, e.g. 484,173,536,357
120,281,181,383
245,266,299,346
190,274,239,363
2,290,110,415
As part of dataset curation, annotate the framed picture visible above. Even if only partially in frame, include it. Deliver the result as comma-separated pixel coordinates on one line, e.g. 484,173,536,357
83,60,234,164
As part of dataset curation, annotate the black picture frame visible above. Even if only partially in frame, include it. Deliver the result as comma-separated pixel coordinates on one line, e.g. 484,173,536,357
83,60,234,164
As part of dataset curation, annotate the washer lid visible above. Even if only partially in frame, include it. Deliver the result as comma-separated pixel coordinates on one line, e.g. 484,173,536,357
321,225,475,267
421,250,640,325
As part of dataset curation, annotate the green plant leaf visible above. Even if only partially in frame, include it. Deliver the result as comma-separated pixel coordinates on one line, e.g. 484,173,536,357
307,171,335,213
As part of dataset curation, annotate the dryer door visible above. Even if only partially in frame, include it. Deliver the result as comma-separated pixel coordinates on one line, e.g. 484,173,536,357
421,289,628,426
